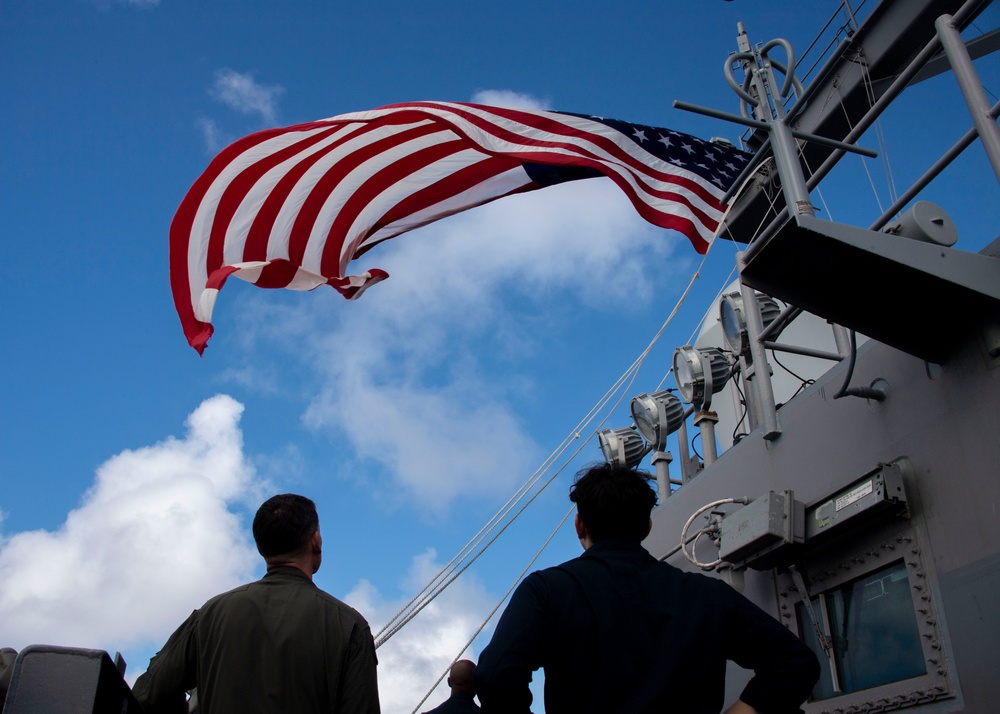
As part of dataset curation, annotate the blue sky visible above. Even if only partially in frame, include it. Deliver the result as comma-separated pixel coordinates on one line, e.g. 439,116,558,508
2,1,998,711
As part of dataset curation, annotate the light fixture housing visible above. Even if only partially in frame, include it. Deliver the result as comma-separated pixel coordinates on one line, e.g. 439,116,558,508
598,427,648,469
630,390,684,451
672,346,731,409
719,292,781,355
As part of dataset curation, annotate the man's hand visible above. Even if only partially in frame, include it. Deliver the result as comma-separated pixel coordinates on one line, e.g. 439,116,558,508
723,700,760,714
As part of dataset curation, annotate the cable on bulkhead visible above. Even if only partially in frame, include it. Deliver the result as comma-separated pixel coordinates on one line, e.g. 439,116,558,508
679,497,752,570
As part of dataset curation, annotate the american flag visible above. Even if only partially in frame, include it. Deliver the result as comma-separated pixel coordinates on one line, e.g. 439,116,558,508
171,101,751,354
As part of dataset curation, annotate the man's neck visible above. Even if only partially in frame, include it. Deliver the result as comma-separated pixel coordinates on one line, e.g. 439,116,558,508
265,560,314,580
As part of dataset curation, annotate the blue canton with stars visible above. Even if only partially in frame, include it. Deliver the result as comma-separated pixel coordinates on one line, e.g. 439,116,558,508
523,111,753,193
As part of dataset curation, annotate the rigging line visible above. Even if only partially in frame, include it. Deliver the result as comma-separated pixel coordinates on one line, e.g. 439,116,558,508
375,357,643,639
377,331,657,641
380,177,751,643
374,419,593,641
376,420,600,648
838,93,886,214
859,55,898,205
649,252,712,393
649,166,764,393
379,335,653,648
373,462,549,639
409,505,576,714
827,51,888,214
378,339,650,647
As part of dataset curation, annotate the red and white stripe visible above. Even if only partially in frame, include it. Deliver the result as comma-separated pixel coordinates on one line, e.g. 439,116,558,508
171,102,730,354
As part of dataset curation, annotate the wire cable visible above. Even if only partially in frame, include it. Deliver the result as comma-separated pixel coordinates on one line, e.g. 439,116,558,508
408,506,575,714
376,245,712,647
679,497,751,570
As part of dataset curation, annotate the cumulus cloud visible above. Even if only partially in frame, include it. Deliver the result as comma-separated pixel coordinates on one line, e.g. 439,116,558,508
210,68,284,125
0,395,261,653
346,551,496,713
212,88,691,513
291,177,679,512
470,89,551,110
196,116,228,153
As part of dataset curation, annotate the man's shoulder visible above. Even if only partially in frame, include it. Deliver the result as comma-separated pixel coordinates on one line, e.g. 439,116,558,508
312,587,371,627
527,545,734,593
199,581,254,607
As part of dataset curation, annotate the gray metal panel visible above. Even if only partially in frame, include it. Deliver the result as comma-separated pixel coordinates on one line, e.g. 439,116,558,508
644,326,1000,710
739,213,1000,363
937,552,1000,711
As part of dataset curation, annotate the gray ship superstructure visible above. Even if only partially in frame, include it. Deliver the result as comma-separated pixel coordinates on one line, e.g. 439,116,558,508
627,0,1000,711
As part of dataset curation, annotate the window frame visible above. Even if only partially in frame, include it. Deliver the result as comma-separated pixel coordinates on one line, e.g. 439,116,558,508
776,520,955,712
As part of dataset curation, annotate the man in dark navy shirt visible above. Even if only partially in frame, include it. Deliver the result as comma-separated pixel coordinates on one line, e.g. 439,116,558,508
474,464,819,714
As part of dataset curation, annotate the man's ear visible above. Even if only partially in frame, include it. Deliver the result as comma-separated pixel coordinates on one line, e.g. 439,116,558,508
644,518,652,540
574,513,587,540
310,529,322,553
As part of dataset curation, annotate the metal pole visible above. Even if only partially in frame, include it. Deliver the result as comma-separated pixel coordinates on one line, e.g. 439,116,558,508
695,411,720,465
763,341,845,362
652,450,674,504
870,100,1000,232
759,305,803,342
677,419,693,483
831,323,852,357
737,261,782,441
935,15,1000,183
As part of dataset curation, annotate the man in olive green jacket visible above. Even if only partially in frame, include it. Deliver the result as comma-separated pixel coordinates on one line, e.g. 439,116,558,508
134,494,380,714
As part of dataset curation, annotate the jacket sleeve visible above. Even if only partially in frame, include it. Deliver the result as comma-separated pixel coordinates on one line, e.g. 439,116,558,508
720,585,821,713
337,621,381,714
474,574,548,714
132,611,199,714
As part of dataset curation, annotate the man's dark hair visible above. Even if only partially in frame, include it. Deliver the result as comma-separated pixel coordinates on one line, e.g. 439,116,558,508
569,463,657,542
252,494,319,558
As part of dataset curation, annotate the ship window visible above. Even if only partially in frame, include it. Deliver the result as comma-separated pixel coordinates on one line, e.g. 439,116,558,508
796,560,927,700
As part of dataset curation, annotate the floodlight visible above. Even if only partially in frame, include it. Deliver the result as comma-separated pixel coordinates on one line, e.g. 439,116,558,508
672,346,731,409
719,292,781,355
630,390,684,451
598,427,648,469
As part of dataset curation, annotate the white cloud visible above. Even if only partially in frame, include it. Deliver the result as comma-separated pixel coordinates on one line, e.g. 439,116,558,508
196,116,227,153
290,179,682,512
471,89,551,110
345,550,495,713
210,68,284,125
211,89,693,512
0,395,261,653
